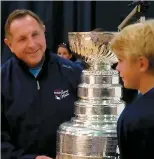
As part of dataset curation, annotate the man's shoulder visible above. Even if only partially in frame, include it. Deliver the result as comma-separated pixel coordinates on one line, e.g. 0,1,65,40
48,53,82,88
1,57,18,94
49,52,82,73
1,56,16,74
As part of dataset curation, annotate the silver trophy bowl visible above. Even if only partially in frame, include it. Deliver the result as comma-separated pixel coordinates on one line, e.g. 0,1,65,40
68,32,118,66
56,32,124,159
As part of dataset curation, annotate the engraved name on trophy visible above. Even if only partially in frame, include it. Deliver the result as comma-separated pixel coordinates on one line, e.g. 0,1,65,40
56,32,125,159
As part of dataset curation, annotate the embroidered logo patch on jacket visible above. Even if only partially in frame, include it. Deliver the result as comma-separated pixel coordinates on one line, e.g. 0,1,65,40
54,89,70,100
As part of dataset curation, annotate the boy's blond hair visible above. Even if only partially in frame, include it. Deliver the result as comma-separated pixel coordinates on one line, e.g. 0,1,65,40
110,19,154,71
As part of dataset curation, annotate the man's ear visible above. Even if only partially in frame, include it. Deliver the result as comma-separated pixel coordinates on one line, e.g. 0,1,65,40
4,38,14,52
42,25,46,33
139,56,149,72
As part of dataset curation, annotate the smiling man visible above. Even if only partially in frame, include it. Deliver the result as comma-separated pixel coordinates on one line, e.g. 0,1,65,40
1,9,82,159
4,10,46,68
110,20,154,159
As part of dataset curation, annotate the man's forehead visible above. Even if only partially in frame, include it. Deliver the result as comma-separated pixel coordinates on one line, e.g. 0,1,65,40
10,15,39,31
9,16,40,37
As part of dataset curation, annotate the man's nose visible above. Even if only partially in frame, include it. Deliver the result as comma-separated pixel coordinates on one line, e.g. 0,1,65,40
27,37,36,48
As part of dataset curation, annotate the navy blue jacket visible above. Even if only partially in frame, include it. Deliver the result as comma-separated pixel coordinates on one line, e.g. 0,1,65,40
117,87,154,159
1,50,82,159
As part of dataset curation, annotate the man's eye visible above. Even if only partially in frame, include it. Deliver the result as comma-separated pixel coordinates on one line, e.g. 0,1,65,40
19,38,25,42
33,32,38,37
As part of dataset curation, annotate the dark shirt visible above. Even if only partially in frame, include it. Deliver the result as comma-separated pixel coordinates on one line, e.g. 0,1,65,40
117,87,154,159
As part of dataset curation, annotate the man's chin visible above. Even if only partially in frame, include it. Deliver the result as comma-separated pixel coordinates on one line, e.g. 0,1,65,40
26,60,42,68
26,56,44,67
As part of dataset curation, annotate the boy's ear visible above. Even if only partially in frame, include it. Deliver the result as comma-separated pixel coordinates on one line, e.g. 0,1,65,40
139,56,149,72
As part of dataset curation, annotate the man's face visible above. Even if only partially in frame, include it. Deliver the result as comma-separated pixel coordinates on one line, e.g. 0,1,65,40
5,15,46,67
57,47,72,60
116,55,141,89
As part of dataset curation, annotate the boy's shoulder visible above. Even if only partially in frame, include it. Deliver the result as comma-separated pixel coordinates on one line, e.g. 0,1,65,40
124,88,154,128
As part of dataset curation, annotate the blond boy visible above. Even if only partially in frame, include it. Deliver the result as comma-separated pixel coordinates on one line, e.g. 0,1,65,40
110,20,154,159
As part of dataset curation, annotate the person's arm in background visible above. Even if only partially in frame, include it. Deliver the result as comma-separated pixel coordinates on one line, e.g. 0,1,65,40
74,59,88,70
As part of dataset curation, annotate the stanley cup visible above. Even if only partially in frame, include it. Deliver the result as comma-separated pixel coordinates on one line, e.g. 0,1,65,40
56,32,125,159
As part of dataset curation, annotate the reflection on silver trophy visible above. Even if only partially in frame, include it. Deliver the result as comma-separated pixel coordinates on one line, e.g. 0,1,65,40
56,32,125,159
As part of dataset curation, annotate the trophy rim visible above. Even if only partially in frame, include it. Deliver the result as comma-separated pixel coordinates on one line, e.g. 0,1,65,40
68,31,117,35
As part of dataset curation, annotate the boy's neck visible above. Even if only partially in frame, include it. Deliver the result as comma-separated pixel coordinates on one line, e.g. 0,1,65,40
139,74,154,94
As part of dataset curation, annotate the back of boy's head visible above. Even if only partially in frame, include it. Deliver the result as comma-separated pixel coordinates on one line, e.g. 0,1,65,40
110,19,154,71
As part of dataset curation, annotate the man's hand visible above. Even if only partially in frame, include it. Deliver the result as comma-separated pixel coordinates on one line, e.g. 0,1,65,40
36,156,53,159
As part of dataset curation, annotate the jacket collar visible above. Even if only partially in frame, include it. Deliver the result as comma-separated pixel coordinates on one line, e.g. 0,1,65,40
13,48,56,70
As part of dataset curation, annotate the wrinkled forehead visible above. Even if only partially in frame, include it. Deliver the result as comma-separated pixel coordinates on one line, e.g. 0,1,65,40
9,16,41,39
11,15,37,27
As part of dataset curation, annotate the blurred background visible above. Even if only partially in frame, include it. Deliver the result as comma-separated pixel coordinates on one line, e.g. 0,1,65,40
1,1,154,64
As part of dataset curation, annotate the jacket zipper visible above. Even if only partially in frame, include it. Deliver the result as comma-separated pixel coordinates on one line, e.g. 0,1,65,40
36,80,40,90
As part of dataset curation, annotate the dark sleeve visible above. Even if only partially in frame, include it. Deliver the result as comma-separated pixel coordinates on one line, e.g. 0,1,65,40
74,59,87,70
1,94,37,159
71,65,82,90
125,119,154,159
